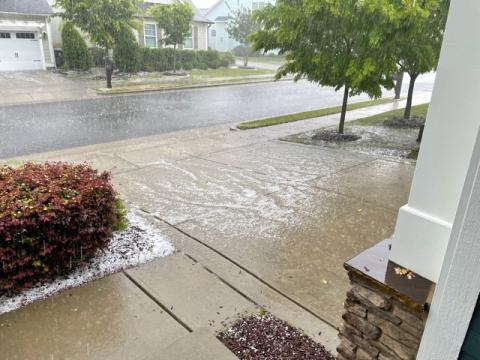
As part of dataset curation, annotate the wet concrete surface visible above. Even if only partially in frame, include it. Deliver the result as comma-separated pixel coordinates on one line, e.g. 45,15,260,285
0,74,434,159
112,140,414,326
0,274,188,360
0,97,423,357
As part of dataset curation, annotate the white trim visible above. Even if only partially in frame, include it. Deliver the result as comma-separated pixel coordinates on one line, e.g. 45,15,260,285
143,21,158,49
417,126,480,359
390,205,452,282
37,30,46,70
390,0,480,283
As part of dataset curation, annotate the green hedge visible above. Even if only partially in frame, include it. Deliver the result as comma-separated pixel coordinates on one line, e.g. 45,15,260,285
61,22,92,71
113,26,143,73
127,48,234,73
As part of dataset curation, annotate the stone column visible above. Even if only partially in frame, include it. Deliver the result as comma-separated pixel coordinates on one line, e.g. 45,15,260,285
337,240,434,360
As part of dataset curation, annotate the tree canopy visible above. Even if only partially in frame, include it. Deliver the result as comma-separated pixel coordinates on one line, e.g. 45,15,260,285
148,0,194,73
388,0,450,119
55,0,140,88
227,7,259,67
251,0,396,134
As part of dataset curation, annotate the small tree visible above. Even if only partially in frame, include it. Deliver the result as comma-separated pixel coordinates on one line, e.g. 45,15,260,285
61,22,92,71
149,1,194,74
251,0,395,135
391,0,450,119
55,0,140,88
227,7,259,67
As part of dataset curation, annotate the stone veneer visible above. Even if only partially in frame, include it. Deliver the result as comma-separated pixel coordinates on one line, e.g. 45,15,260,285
337,272,427,360
337,240,434,360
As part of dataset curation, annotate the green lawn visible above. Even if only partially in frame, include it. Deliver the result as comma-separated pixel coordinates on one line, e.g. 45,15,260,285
190,68,274,78
351,103,430,126
236,56,286,65
237,97,398,130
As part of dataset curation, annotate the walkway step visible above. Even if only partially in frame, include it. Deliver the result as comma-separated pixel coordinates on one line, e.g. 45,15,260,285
126,253,256,332
153,328,237,360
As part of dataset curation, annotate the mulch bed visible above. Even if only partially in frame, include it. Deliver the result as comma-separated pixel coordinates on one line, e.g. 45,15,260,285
217,313,335,360
312,130,361,142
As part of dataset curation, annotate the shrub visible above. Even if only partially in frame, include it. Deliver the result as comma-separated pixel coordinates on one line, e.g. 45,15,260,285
232,45,259,58
140,48,234,72
61,22,92,71
114,26,143,73
0,162,125,296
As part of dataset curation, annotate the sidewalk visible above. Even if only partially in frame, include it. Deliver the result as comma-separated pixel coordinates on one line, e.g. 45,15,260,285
0,95,430,359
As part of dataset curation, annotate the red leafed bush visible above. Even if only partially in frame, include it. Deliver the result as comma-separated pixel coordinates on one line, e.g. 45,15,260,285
0,162,124,296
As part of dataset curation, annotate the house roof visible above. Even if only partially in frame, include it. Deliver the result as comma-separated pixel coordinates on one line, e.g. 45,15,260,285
0,0,53,15
142,1,213,23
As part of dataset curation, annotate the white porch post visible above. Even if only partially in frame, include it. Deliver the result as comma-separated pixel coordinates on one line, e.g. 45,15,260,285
390,0,480,282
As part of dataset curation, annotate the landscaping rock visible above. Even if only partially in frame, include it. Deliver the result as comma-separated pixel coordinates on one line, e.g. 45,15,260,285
312,130,361,142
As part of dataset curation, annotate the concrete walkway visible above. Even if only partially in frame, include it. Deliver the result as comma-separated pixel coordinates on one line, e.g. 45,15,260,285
0,94,430,359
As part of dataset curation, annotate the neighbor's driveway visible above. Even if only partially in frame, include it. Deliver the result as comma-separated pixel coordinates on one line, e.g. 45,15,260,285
0,71,97,107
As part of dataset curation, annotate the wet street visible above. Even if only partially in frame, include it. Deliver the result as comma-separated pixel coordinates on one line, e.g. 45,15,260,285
0,75,434,159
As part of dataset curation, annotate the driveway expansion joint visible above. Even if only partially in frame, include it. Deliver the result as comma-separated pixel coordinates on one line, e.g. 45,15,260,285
147,211,339,330
122,270,194,333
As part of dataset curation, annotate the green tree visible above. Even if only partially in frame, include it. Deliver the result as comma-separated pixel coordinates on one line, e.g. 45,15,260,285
390,0,450,119
148,1,194,73
55,0,140,88
114,25,143,73
227,7,259,67
61,22,92,71
251,0,395,135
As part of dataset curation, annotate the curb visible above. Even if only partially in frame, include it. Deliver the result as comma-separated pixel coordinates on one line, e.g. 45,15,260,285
96,77,293,96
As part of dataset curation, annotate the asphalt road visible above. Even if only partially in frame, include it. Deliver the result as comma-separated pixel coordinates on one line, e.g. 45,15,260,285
0,76,434,159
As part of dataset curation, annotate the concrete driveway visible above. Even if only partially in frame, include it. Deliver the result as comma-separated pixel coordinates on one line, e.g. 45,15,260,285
0,70,97,107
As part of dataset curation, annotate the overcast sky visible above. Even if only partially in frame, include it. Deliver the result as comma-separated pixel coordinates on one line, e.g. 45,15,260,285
192,0,217,9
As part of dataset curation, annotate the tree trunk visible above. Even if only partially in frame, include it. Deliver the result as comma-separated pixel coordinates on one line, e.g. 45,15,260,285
338,85,349,134
105,48,113,89
404,73,418,119
173,44,177,73
394,72,404,99
243,46,248,67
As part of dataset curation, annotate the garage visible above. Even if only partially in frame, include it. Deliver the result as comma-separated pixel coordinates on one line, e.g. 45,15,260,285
0,31,43,71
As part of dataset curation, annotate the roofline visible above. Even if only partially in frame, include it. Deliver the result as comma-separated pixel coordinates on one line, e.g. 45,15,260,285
0,10,51,17
205,0,224,16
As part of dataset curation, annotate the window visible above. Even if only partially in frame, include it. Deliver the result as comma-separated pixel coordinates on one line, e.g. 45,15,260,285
252,2,267,10
143,23,157,48
16,32,35,39
183,26,193,49
211,29,216,37
0,32,11,39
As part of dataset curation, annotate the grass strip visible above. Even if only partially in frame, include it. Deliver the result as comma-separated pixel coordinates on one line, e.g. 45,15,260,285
351,103,429,126
237,97,398,130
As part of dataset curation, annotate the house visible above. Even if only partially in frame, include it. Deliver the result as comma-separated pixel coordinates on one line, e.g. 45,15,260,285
138,0,212,50
205,0,275,52
0,0,55,71
47,0,213,55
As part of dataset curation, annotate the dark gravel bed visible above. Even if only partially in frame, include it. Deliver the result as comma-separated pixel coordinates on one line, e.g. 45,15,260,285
312,130,361,142
383,116,425,128
218,313,335,360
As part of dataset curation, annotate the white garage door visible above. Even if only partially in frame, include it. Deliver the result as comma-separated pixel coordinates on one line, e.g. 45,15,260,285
0,31,43,71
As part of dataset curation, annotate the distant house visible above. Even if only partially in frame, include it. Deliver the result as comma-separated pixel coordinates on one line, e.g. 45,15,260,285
138,0,213,50
48,0,213,53
0,0,55,71
205,0,275,52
